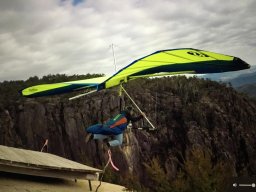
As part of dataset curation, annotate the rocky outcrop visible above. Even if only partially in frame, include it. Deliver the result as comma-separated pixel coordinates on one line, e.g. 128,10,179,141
1,77,256,189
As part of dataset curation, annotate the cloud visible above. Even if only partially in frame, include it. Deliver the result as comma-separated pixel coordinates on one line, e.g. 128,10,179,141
0,0,255,81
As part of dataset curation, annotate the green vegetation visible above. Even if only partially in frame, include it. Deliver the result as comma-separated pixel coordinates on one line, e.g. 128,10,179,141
104,170,149,192
144,147,234,192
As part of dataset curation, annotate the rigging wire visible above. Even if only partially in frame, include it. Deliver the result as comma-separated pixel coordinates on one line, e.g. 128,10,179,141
40,139,48,152
95,149,119,192
120,84,157,130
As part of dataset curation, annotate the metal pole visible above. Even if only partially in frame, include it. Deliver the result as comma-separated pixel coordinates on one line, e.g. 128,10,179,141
110,44,117,72
120,84,156,130
88,180,92,191
68,89,97,100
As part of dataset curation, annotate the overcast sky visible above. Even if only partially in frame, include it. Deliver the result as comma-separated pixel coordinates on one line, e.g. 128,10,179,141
0,0,255,82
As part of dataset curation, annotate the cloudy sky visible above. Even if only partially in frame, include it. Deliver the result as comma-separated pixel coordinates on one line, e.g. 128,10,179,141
0,0,255,81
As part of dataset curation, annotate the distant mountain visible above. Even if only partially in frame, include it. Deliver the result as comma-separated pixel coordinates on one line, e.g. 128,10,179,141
228,70,256,87
224,67,256,97
236,83,256,98
202,66,256,88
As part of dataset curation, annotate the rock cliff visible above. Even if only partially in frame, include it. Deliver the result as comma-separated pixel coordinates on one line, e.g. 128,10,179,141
1,77,256,190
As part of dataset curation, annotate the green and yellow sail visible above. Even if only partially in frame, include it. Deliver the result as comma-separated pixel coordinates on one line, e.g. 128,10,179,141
21,48,250,97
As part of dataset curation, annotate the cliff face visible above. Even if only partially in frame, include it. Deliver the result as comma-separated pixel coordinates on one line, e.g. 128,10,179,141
1,77,256,189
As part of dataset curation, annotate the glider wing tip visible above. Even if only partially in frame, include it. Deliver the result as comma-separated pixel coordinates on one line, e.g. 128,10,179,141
234,57,251,69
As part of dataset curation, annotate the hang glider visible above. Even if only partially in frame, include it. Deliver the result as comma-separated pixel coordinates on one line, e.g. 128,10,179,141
21,48,250,98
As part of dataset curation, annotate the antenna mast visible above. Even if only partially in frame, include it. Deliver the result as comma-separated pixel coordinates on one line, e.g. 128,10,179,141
110,43,117,72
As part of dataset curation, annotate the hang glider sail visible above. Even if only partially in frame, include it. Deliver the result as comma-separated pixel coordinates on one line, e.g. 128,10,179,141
22,76,109,97
21,48,250,98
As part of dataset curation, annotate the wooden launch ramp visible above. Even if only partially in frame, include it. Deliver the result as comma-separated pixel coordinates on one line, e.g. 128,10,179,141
0,145,101,181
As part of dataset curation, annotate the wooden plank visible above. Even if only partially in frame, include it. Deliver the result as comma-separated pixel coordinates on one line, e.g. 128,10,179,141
0,145,100,171
0,145,101,180
0,164,99,180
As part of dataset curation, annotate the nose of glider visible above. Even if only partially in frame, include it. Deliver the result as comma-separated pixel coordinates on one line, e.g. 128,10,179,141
234,57,251,70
